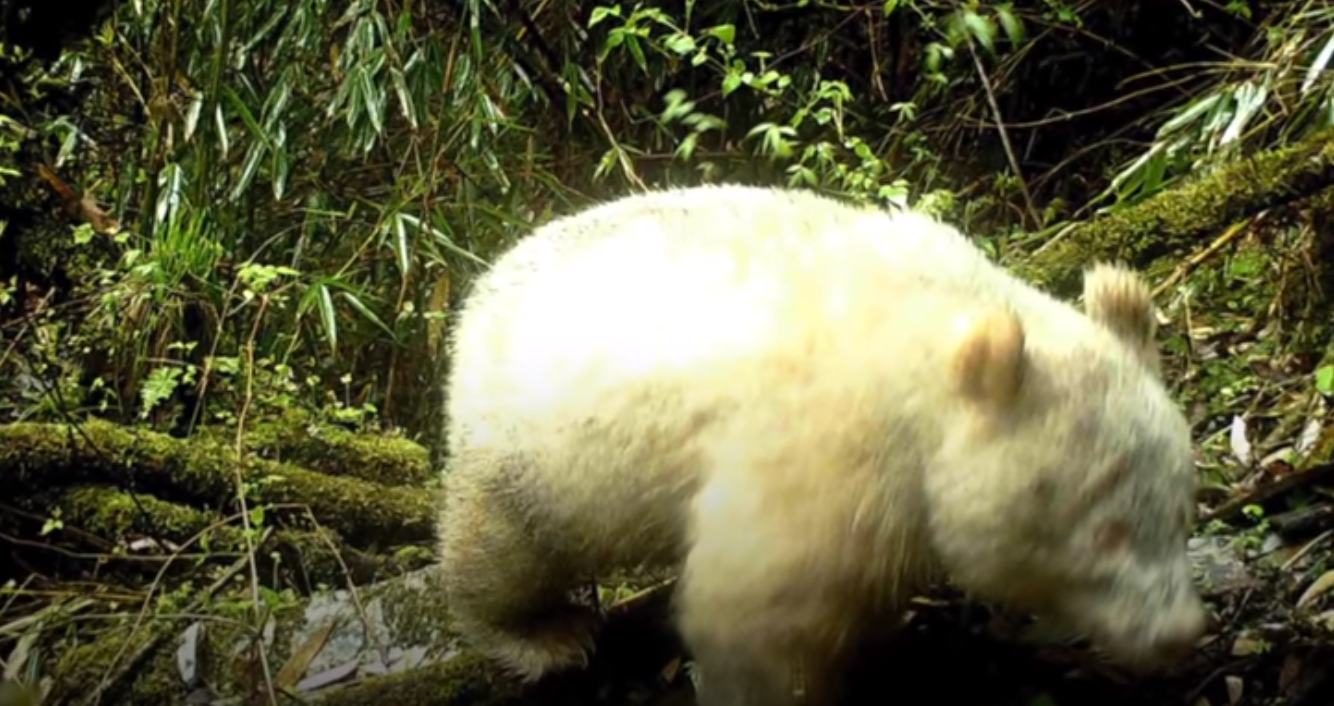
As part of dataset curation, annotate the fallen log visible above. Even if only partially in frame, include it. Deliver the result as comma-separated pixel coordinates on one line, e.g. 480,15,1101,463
1013,127,1334,297
0,419,436,549
192,409,433,487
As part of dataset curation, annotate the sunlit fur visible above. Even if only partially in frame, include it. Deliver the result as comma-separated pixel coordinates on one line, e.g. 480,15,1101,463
436,184,1206,706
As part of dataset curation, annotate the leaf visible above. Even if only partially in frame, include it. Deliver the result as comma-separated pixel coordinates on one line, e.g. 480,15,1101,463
722,68,743,96
296,659,359,692
230,142,268,202
57,124,79,165
1315,365,1334,395
925,42,949,73
1141,146,1171,196
240,3,290,56
271,145,289,201
665,32,696,55
1302,30,1334,96
660,88,694,122
316,283,338,354
340,291,395,338
1296,417,1322,455
176,622,204,685
996,5,1025,45
1159,93,1222,137
221,86,269,147
3,631,37,681
139,366,183,417
1225,675,1244,705
961,10,995,54
1296,569,1334,609
626,35,647,71
184,94,203,143
1106,141,1166,202
1220,80,1267,146
262,77,292,131
589,5,622,28
1230,415,1253,467
390,67,416,128
214,104,230,158
704,24,735,45
357,64,385,135
276,622,337,689
391,213,412,276
675,132,699,160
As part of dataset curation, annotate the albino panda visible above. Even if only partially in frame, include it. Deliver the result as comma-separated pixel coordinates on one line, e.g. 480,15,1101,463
436,184,1206,706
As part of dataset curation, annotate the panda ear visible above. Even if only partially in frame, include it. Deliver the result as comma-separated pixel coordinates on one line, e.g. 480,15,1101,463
1083,262,1161,375
949,307,1026,408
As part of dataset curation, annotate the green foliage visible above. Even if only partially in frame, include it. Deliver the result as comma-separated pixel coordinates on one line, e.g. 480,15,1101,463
582,0,1029,208
2,0,1329,441
1,0,1046,432
1102,1,1334,211
1316,365,1334,395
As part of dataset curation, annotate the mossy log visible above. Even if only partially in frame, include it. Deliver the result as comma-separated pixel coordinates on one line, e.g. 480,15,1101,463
14,484,406,588
0,419,436,549
193,409,433,487
1014,128,1334,297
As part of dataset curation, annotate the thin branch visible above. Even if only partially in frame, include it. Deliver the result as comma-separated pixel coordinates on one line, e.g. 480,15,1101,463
966,36,1040,229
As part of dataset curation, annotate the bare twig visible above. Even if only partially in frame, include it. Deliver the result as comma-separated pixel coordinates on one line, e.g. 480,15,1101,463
966,36,1039,229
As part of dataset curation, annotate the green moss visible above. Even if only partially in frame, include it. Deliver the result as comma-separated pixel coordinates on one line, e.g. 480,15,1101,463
0,418,437,549
60,484,232,546
35,482,423,591
198,408,433,488
47,620,173,706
